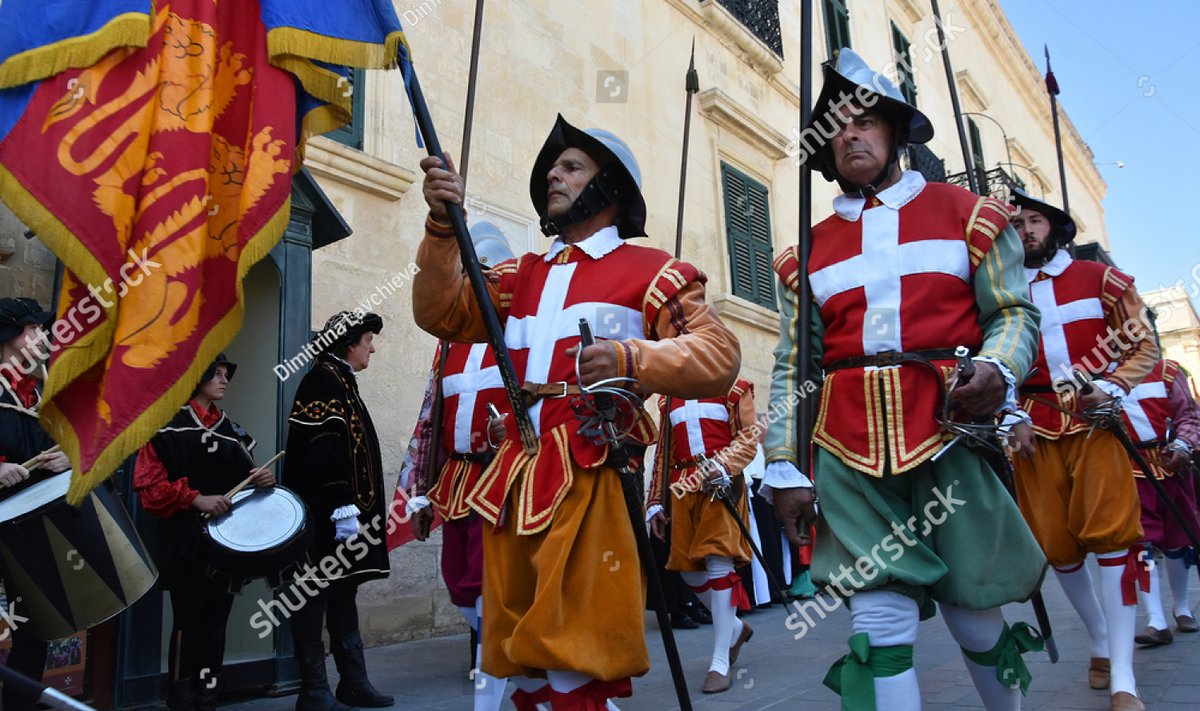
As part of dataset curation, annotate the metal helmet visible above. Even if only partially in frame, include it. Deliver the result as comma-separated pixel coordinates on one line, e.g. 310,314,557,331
1010,189,1077,246
805,49,933,193
470,221,516,267
529,114,647,239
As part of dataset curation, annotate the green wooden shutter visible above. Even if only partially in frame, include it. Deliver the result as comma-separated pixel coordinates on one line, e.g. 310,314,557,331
324,68,366,150
891,23,917,107
722,163,776,311
823,0,851,60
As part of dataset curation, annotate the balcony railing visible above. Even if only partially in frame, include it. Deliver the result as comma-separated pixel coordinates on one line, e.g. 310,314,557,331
945,165,1026,199
715,0,783,57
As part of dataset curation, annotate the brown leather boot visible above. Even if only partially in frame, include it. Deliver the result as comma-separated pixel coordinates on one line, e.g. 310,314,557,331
1088,657,1110,690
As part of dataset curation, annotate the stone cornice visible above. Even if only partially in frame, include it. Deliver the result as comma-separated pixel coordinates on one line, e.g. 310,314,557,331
303,136,417,202
712,293,780,333
698,88,792,160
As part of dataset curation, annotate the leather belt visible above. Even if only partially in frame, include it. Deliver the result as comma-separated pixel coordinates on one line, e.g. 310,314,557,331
520,381,582,407
825,348,961,372
449,451,491,464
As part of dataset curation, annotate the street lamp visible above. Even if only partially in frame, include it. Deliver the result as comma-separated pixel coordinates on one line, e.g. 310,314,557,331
960,112,1014,172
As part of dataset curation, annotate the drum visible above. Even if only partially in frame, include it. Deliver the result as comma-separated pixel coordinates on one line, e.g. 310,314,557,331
203,485,311,582
0,472,158,641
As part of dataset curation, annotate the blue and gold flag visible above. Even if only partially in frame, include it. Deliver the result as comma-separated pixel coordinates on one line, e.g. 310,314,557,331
0,0,415,503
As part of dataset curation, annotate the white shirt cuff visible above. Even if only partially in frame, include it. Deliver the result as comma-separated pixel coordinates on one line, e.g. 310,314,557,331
763,460,814,489
645,503,664,523
1093,379,1125,401
975,356,1018,414
405,495,431,516
330,504,360,522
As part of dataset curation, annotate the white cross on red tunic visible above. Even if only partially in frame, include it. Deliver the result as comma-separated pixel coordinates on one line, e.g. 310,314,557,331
669,400,728,457
1028,279,1104,382
441,343,502,453
810,205,970,353
1123,380,1168,442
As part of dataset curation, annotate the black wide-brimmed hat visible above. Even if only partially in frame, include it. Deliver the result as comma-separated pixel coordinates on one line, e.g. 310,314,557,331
199,353,237,384
1011,189,1077,244
0,297,53,344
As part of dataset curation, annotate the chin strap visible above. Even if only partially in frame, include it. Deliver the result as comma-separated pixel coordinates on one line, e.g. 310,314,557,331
540,165,627,237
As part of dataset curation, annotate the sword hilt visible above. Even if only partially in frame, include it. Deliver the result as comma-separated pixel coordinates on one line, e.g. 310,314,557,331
578,319,619,428
954,345,975,384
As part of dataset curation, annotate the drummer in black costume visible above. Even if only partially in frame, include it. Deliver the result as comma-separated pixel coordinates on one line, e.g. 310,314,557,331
0,298,70,711
284,311,392,711
134,354,275,711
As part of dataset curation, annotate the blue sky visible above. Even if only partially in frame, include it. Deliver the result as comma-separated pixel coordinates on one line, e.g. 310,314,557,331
1001,1,1200,311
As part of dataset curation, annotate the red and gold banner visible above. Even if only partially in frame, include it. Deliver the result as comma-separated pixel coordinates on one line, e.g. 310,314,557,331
0,2,295,504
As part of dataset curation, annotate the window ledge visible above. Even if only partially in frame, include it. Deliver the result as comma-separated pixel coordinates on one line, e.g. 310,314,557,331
303,137,417,202
713,293,779,333
698,88,793,160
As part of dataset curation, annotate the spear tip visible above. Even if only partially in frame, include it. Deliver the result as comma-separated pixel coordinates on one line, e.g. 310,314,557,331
686,36,699,93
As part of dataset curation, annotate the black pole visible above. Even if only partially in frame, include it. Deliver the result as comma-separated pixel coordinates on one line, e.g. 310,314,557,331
797,0,813,480
579,321,693,711
1045,47,1070,217
458,0,486,183
407,71,538,455
931,0,979,194
673,38,699,260
717,491,794,603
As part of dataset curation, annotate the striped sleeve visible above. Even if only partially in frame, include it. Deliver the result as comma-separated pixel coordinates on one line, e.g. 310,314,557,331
965,196,1017,269
972,216,1040,383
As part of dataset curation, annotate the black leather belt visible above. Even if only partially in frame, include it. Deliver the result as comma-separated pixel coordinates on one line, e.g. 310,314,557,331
825,348,961,372
449,451,490,464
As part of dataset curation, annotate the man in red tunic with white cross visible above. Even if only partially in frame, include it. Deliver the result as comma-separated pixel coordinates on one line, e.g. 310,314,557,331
1118,358,1200,646
412,115,740,710
767,49,1047,711
1007,189,1159,711
645,379,757,694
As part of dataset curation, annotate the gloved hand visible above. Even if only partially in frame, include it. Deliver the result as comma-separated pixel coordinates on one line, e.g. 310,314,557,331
333,514,360,542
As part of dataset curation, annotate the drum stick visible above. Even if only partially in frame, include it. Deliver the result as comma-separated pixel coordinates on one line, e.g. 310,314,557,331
202,450,286,519
18,444,62,471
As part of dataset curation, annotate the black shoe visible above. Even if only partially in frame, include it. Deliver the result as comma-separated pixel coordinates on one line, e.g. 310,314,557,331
166,679,197,711
670,613,699,629
196,685,219,711
330,631,394,708
686,602,713,625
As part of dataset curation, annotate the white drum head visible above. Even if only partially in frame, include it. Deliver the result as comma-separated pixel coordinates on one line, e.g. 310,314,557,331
207,487,306,553
0,471,72,523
